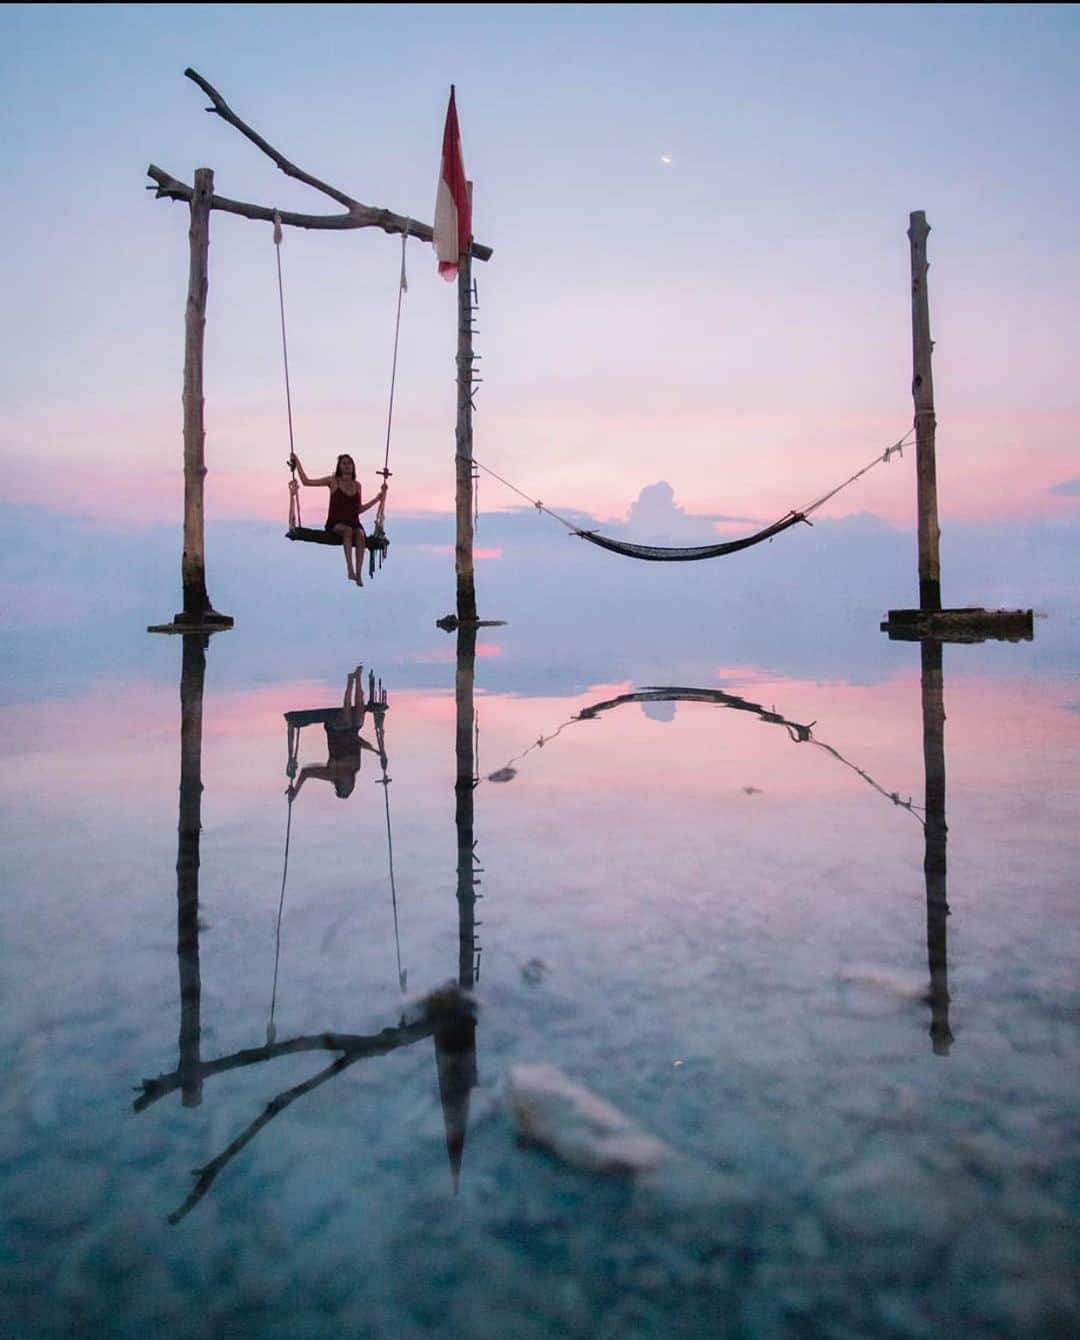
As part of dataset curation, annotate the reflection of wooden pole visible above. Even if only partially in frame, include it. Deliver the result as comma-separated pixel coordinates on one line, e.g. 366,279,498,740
920,638,952,1054
177,633,207,1103
909,211,942,613
455,183,477,624
455,620,478,987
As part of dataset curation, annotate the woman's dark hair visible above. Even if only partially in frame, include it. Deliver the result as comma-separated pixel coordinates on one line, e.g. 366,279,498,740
334,774,356,799
335,455,356,478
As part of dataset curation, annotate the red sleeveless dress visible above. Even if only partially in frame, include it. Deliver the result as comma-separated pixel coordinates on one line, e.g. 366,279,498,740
326,485,361,531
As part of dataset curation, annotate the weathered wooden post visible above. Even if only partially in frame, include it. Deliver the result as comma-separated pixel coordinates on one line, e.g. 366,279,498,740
455,183,477,625
909,210,942,613
167,168,232,630
883,212,1031,642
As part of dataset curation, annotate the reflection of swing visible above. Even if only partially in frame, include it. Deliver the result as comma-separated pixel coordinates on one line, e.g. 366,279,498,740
268,673,404,1046
273,212,409,579
488,684,922,820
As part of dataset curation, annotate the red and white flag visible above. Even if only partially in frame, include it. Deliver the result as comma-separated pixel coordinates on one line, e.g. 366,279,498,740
433,86,471,281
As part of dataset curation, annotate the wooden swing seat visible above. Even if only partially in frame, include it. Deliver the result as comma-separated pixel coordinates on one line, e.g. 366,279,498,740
286,527,389,552
285,702,389,728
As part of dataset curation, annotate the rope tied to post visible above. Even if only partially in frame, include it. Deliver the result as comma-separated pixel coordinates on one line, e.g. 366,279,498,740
470,430,915,562
273,209,302,530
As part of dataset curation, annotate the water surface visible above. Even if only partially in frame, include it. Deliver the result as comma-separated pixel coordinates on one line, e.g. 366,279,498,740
1,535,1078,1337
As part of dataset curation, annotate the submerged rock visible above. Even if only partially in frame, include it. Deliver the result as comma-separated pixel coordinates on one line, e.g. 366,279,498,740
839,966,928,1001
505,1064,758,1224
506,1063,671,1176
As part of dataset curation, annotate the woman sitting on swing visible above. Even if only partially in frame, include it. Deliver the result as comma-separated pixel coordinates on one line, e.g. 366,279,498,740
289,452,387,586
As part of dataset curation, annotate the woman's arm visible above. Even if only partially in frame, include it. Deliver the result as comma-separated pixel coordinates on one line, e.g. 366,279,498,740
289,455,332,488
288,764,337,798
358,485,388,516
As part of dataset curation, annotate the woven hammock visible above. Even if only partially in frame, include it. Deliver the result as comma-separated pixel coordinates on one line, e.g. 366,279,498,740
574,510,808,562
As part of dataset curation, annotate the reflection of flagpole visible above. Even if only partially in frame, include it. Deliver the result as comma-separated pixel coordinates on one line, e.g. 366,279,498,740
434,619,481,1192
921,639,952,1055
177,633,209,1106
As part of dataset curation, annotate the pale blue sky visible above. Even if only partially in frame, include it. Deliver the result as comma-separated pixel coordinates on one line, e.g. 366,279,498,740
2,3,1078,524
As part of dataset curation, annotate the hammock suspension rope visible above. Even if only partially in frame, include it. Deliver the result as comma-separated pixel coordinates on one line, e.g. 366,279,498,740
472,432,913,562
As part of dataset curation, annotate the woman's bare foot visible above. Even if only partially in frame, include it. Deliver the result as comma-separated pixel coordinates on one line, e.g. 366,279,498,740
354,573,364,586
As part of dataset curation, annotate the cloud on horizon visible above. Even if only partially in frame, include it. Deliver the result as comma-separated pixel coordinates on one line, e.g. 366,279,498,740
1050,478,1080,497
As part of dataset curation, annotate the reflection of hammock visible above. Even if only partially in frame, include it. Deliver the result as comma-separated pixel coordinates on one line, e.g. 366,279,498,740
474,435,911,562
489,684,922,820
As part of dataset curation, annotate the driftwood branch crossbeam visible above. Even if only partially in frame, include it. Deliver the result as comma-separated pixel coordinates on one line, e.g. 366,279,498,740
147,68,492,260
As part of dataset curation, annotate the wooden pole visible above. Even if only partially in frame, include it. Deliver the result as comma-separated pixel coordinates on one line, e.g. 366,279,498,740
909,210,942,613
455,183,477,624
178,168,231,626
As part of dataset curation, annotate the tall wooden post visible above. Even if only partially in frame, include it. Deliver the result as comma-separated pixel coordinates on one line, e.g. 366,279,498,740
909,210,942,613
455,183,477,625
178,168,231,627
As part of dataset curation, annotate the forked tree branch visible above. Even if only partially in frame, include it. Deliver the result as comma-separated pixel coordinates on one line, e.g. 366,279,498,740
168,1051,361,1223
146,70,492,260
133,1020,434,1112
186,66,360,211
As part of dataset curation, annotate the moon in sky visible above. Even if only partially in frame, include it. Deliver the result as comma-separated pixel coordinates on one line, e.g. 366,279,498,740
660,154,673,165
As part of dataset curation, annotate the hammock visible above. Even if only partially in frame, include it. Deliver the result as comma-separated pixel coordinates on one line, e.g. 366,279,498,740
575,510,808,562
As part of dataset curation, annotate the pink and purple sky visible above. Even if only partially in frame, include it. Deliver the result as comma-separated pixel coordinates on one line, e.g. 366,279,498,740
2,4,1078,533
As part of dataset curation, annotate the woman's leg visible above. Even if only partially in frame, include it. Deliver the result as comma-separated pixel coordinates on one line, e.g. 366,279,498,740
334,525,356,581
353,529,366,585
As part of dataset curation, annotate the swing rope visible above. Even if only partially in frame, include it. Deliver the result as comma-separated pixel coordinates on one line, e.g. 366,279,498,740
273,212,303,532
267,787,295,1046
373,224,409,539
274,213,408,553
372,685,406,993
471,431,914,563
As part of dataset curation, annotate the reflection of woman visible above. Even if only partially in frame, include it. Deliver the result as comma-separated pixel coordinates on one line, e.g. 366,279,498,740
288,668,381,800
289,452,387,586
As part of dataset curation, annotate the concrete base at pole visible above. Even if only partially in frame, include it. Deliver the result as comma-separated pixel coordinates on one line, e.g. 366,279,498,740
149,611,234,635
437,615,506,633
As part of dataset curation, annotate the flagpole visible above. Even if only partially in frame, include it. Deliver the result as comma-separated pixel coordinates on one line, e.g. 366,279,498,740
455,180,477,624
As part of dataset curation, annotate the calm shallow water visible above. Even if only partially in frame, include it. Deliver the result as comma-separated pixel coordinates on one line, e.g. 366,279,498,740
2,564,1078,1337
